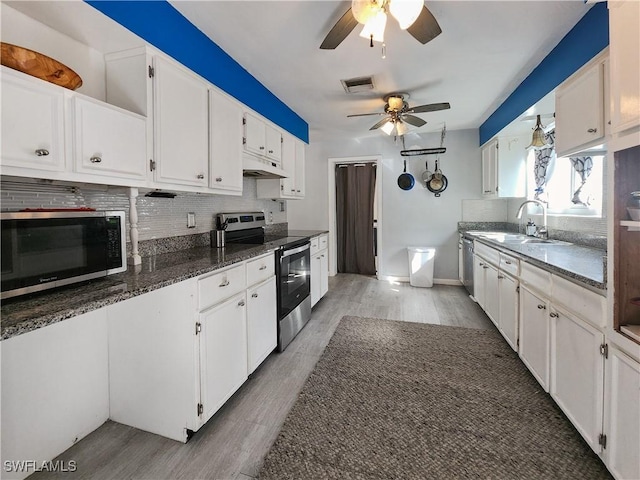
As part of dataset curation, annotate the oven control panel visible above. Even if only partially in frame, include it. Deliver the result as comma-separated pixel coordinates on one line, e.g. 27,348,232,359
216,212,266,232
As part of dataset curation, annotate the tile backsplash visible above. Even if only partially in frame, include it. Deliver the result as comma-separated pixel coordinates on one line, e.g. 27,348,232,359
1,177,287,242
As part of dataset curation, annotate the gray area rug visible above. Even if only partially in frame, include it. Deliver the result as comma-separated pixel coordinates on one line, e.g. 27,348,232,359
259,316,611,479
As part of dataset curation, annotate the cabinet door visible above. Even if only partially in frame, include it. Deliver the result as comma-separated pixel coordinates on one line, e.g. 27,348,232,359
481,139,497,196
498,273,519,351
473,255,486,309
555,62,604,156
550,308,604,453
247,276,277,374
209,90,243,192
280,134,297,198
319,250,329,299
244,113,266,156
484,262,499,326
294,140,306,197
605,346,640,480
1,70,65,173
265,124,282,163
609,0,640,135
311,253,321,307
154,56,208,187
73,96,147,180
519,286,550,391
199,292,248,423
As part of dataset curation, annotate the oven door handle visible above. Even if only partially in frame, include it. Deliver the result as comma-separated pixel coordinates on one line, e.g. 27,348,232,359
282,243,310,258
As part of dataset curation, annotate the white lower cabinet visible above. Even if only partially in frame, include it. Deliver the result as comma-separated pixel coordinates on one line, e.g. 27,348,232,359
199,292,248,424
311,235,329,307
247,276,277,374
519,285,551,391
473,255,487,310
498,273,519,351
550,307,605,453
604,345,640,480
484,262,500,326
1,310,109,480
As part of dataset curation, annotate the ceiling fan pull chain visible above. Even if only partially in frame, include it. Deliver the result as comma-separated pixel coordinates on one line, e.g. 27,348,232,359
369,34,374,47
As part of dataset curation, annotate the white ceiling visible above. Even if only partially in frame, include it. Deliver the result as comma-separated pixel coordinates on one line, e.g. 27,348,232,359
6,1,592,143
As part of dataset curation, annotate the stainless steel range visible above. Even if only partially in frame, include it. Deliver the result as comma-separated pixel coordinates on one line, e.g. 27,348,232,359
216,212,311,351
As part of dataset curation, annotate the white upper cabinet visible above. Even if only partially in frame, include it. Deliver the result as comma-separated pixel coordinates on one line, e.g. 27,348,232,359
554,56,607,157
243,112,282,165
209,89,243,193
608,0,640,148
1,68,65,173
72,96,147,180
481,134,528,198
256,133,306,199
481,138,498,196
153,56,209,187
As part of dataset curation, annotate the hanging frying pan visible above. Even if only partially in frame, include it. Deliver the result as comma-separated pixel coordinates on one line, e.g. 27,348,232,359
426,159,448,197
421,160,432,187
397,159,415,190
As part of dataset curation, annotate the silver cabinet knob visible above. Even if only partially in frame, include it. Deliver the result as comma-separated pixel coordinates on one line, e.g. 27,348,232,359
482,265,489,270
537,304,546,310
259,146,265,150
549,312,559,318
35,149,49,157
268,149,273,154
497,275,504,279
90,156,102,163
238,300,245,307
505,261,512,265
197,174,205,179
296,190,301,193
259,265,267,270
219,280,230,287
251,293,258,298
215,177,222,182
587,128,597,133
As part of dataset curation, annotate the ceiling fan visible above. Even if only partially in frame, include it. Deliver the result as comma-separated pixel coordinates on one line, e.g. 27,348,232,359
347,93,450,136
320,0,441,49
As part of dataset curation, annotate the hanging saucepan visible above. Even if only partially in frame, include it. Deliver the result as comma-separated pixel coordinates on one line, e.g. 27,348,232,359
397,159,415,190
426,159,448,197
420,160,432,188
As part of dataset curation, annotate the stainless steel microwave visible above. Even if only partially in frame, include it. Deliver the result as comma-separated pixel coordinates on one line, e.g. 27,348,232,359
1,211,127,300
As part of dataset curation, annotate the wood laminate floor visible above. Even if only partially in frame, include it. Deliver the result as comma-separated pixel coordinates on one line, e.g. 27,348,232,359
30,274,493,480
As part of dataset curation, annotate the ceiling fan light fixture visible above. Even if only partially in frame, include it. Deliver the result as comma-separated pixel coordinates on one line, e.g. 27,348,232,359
389,0,423,29
359,10,387,43
381,120,395,135
352,0,383,24
395,120,409,136
387,95,405,111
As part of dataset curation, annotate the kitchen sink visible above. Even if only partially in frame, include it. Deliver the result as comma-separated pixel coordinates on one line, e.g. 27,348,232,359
475,232,570,246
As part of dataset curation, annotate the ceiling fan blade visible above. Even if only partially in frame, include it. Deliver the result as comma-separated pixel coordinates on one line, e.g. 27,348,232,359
407,5,442,45
320,8,359,49
409,102,451,113
347,112,386,118
370,117,392,130
401,114,427,127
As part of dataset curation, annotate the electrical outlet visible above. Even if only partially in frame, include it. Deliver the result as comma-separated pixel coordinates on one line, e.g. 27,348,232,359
187,212,196,228
279,201,285,212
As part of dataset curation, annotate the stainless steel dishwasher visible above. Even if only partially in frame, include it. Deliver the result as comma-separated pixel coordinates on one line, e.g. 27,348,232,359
462,237,474,296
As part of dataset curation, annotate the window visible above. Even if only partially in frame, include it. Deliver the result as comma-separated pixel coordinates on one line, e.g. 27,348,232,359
526,152,604,216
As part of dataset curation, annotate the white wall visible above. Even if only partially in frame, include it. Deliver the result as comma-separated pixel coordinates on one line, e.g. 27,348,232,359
288,129,483,281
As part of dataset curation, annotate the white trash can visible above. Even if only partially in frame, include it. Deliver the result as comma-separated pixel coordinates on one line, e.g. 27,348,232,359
407,247,436,288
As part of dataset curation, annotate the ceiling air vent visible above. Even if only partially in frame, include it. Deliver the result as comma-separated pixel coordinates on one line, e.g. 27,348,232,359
341,76,375,94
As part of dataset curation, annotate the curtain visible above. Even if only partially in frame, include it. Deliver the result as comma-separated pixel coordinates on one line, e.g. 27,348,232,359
533,129,555,201
569,156,593,205
336,163,377,275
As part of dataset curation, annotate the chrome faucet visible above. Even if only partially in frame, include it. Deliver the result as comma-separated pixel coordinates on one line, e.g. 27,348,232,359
516,200,548,238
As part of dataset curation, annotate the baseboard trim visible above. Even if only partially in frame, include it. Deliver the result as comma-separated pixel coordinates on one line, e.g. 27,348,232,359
376,275,462,286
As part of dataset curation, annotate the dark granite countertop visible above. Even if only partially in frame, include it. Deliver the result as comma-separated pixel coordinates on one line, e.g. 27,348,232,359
286,229,329,238
462,230,606,292
1,242,283,341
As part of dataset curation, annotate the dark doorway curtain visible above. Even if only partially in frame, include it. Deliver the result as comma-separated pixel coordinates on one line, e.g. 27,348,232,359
336,163,376,275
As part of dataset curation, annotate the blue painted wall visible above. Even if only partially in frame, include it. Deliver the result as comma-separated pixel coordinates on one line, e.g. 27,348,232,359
479,2,609,146
86,1,309,143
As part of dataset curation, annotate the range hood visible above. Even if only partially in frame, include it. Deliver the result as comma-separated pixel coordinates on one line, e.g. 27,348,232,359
242,155,289,179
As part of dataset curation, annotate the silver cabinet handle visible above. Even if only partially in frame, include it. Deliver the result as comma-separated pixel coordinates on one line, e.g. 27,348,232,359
197,174,205,179
268,149,273,154
478,262,484,266
497,275,504,279
35,149,49,156
259,146,265,150
316,256,321,260
291,189,296,192
219,280,230,287
90,156,102,163
537,304,546,310
238,300,245,307
587,128,597,133
296,190,301,193
251,293,258,298
505,260,512,265
215,177,222,182
549,312,559,318
321,254,325,258
482,266,489,269
259,265,267,270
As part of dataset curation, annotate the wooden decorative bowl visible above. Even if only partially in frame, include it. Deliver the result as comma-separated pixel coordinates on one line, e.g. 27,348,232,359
1,42,82,90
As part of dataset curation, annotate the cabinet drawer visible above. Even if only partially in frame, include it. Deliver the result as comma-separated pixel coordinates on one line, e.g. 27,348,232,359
520,262,551,297
310,237,320,255
551,275,606,329
198,263,246,310
500,252,520,277
474,241,500,267
246,253,274,286
318,234,328,251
